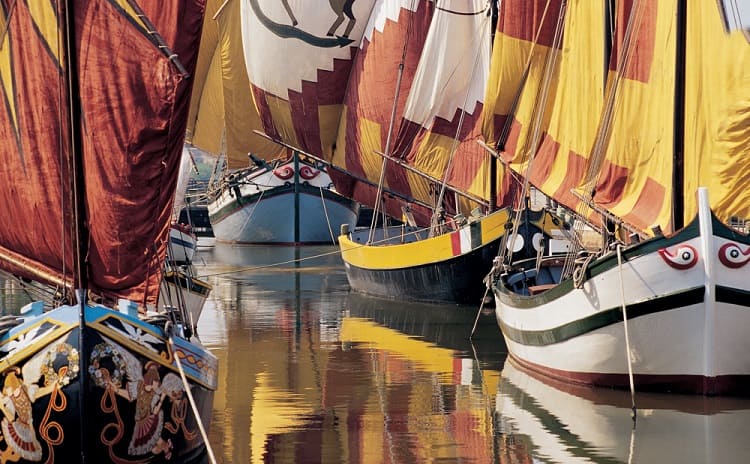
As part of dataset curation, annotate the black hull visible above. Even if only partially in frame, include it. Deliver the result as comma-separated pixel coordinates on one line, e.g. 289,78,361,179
0,305,217,463
345,241,501,304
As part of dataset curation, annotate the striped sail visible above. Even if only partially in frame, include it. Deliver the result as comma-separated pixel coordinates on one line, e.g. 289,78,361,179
527,1,606,214
241,0,377,159
591,0,749,234
591,0,677,233
186,0,284,168
481,1,566,185
335,0,498,224
682,1,750,226
331,0,435,223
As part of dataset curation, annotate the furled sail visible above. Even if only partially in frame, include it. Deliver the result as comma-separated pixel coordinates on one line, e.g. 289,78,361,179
590,0,750,234
187,0,284,169
335,0,501,225
0,0,205,307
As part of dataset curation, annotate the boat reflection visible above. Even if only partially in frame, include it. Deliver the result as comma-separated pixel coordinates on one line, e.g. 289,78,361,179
496,358,750,463
195,246,507,463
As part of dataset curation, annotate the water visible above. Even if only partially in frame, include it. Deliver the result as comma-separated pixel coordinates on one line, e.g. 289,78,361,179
3,243,748,463
195,243,750,464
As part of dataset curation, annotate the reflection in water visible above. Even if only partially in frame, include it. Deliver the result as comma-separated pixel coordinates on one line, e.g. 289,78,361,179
195,243,750,463
197,243,504,463
497,358,750,464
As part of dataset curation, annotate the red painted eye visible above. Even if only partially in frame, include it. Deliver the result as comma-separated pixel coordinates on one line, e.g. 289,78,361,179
718,243,750,269
299,166,319,180
273,166,294,180
658,245,698,270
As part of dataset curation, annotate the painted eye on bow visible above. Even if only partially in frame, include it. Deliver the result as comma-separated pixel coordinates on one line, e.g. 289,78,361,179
299,166,320,180
718,243,750,269
658,245,698,270
273,166,294,180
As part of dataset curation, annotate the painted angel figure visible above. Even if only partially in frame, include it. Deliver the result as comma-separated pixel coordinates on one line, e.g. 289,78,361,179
0,369,43,461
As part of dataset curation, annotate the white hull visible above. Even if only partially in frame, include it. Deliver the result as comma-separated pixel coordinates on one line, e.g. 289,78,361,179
168,224,197,264
493,190,750,394
208,158,359,244
159,271,212,329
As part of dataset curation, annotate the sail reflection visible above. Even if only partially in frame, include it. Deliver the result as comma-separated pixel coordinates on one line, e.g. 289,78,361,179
496,358,750,464
196,246,506,463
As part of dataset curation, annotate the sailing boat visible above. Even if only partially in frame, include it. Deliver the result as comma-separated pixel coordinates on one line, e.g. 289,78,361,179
186,0,360,245
331,0,565,304
488,0,750,395
0,1,217,461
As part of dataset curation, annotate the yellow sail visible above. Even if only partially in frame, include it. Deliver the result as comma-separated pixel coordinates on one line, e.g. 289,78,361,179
187,0,283,169
683,1,750,224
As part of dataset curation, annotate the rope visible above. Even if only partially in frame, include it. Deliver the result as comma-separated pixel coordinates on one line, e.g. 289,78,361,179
617,244,637,421
319,186,336,245
197,225,433,279
166,323,217,464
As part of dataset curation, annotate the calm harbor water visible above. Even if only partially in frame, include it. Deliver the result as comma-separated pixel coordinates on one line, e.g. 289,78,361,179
194,243,750,464
1,244,749,463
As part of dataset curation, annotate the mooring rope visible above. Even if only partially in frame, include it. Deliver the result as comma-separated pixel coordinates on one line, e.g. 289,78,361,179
165,322,217,464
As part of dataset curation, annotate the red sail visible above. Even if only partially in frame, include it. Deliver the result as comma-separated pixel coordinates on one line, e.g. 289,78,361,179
0,0,205,307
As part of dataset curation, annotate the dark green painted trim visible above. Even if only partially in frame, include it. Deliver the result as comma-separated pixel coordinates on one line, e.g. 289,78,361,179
712,214,750,243
498,286,705,346
716,285,750,307
496,218,702,307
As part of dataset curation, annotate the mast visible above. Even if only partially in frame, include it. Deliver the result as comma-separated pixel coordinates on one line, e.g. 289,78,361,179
62,1,89,460
672,0,686,230
488,0,499,211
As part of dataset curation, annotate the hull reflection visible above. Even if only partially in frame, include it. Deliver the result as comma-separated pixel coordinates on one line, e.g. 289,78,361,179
496,358,750,463
196,246,506,463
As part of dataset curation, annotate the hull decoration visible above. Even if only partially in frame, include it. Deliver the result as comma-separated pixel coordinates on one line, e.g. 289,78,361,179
491,195,750,395
341,208,567,304
208,156,359,245
0,304,217,463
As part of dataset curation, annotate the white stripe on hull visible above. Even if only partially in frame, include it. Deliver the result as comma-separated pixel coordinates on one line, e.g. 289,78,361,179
210,190,358,243
494,199,750,385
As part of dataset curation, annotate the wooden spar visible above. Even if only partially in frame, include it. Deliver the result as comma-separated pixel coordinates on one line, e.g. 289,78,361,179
252,130,435,211
475,140,532,190
569,189,645,238
373,151,489,208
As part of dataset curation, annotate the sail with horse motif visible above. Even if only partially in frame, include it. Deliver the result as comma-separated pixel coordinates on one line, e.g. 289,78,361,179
193,0,363,244
0,1,217,461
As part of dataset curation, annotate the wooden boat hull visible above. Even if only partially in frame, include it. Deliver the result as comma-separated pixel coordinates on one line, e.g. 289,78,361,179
160,270,213,330
340,209,565,304
168,224,198,264
0,304,217,462
208,161,359,245
492,197,750,395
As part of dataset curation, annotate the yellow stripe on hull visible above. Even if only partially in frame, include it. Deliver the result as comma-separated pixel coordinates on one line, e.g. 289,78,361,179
339,209,511,270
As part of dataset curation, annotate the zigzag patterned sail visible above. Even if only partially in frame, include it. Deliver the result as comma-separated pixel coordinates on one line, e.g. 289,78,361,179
334,0,499,225
0,0,204,307
186,0,284,169
241,0,377,159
